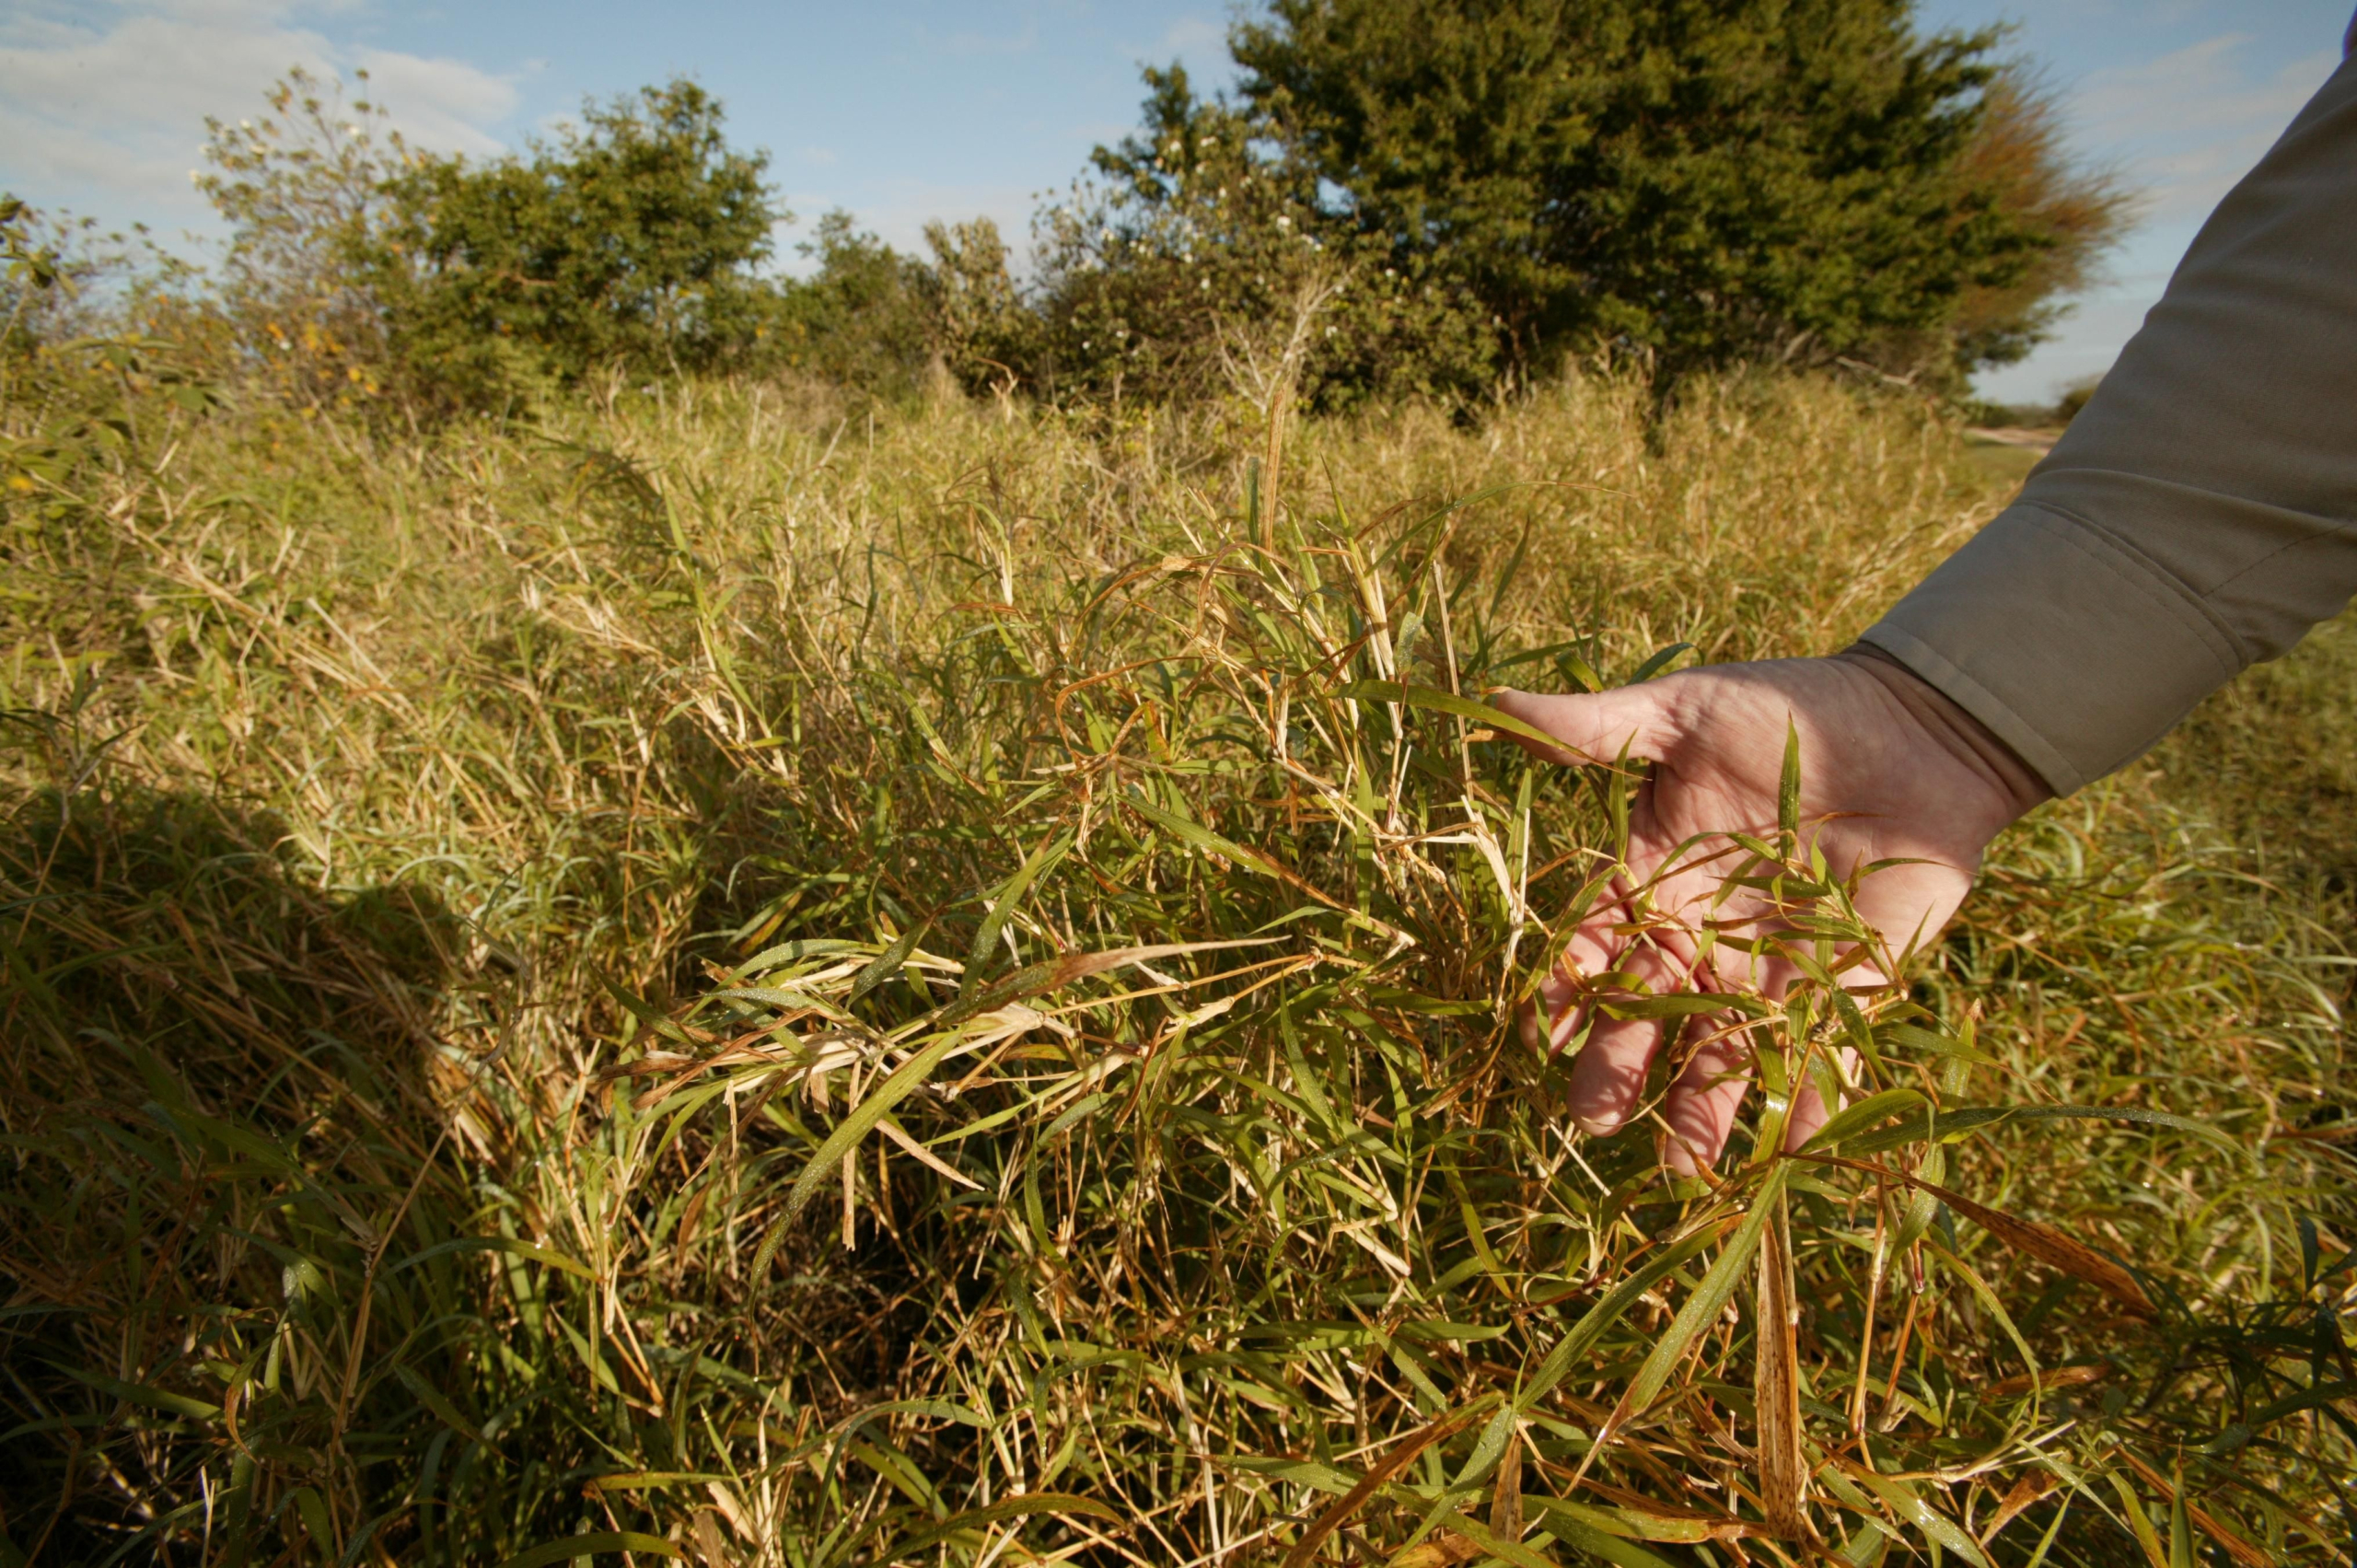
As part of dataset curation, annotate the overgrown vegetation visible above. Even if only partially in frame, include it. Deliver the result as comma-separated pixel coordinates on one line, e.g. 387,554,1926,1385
4,301,2353,1562
52,0,2125,427
2,5,2347,1564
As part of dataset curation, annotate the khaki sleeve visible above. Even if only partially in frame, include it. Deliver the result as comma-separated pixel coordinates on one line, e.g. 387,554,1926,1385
1858,54,2357,796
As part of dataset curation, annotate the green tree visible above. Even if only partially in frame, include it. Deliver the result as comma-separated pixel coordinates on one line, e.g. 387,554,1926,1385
1029,65,1493,411
364,78,781,408
772,212,936,395
757,212,1028,401
1231,0,2119,385
916,216,1029,398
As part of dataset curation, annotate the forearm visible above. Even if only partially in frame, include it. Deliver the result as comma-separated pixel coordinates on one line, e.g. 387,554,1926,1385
1861,53,2357,795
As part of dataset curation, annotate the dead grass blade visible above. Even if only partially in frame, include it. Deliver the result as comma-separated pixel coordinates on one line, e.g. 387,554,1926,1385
1983,1363,2108,1400
1488,1422,1523,1541
1805,1153,2156,1318
1752,1185,1809,1541
1385,1535,1483,1567
1915,1178,2156,1319
1980,1469,2053,1544
1283,1402,1494,1568
2114,1449,2270,1568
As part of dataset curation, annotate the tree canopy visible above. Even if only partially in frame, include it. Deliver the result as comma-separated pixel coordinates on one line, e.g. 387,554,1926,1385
1024,64,1494,411
362,79,781,405
1230,0,2120,386
150,4,2123,420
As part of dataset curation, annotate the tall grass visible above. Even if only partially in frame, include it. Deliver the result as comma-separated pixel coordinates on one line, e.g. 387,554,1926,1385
2,368,2351,1564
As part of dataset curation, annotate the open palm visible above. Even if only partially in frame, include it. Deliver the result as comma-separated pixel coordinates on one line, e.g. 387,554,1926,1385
1492,653,2047,1171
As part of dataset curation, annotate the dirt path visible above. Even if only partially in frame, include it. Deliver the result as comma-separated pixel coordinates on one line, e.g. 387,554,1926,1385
1964,425,2061,455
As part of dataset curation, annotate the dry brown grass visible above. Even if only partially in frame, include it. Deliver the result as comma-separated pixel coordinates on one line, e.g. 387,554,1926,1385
2,368,2350,1564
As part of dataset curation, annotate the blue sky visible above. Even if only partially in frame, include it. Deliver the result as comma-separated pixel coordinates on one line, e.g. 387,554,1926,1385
2,0,2348,402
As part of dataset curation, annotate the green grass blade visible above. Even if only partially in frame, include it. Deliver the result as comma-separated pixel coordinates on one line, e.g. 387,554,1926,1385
1620,1164,1791,1418
1799,1088,1930,1153
784,1029,969,1224
885,1493,1123,1557
963,829,1074,994
1334,679,1569,752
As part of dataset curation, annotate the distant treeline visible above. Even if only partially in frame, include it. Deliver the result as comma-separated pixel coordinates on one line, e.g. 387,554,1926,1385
7,0,2124,420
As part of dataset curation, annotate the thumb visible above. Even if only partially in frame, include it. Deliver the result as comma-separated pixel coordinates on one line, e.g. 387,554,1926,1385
1490,686,1667,768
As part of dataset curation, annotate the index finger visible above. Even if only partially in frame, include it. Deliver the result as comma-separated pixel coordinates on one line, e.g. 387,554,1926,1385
1489,687,1665,768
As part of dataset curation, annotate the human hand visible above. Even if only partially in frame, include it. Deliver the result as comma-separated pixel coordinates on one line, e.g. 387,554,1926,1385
1492,651,2050,1173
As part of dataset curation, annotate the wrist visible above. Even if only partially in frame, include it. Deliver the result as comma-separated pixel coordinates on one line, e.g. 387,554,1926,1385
1837,644,2053,826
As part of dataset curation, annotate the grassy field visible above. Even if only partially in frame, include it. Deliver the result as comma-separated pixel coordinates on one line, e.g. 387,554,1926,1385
2,366,2352,1565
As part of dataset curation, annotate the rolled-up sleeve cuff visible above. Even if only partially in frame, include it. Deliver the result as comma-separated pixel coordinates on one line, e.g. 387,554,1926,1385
1856,501,2246,796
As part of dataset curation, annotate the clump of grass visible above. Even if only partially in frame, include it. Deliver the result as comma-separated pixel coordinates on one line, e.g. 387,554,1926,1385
2,367,2351,1564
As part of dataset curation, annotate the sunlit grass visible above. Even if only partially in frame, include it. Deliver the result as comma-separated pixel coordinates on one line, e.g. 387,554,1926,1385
2,371,2350,1564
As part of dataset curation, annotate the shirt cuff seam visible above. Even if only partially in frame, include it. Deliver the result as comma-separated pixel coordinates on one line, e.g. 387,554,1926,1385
1854,624,2089,796
2003,500,2247,686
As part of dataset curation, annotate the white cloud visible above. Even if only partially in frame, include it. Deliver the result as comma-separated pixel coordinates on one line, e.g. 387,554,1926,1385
0,0,516,234
1976,27,2343,400
352,46,517,154
2078,35,2324,138
2074,36,2340,219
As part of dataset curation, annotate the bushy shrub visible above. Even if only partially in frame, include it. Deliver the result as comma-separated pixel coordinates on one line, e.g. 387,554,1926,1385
0,204,173,353
190,67,406,413
1022,66,1495,412
1887,69,2132,389
358,79,781,412
764,212,946,399
1,202,219,544
180,73,1016,415
915,215,1028,397
2056,372,2102,423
